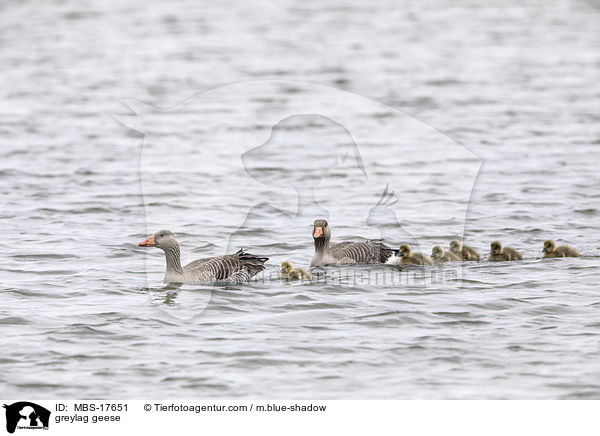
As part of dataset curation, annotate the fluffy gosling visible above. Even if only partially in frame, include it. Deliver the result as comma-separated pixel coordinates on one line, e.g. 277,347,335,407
280,261,313,280
449,239,481,261
431,245,461,263
488,241,523,261
542,240,580,258
397,244,433,266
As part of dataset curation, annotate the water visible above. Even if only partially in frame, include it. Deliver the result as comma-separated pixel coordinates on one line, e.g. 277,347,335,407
1,0,600,399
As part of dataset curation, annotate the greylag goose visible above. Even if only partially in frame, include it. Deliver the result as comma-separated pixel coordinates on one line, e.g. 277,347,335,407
542,240,580,258
138,230,268,283
488,241,523,261
396,243,433,266
449,239,481,261
431,245,461,263
311,219,393,266
280,261,313,280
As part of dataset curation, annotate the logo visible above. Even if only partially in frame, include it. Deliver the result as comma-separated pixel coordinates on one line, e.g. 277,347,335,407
120,80,481,319
3,402,50,434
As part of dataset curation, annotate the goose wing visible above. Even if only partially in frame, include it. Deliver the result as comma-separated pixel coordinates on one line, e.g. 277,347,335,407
184,249,268,282
331,240,393,264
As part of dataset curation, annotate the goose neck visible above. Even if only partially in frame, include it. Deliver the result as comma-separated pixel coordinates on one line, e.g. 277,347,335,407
164,242,184,275
314,236,331,256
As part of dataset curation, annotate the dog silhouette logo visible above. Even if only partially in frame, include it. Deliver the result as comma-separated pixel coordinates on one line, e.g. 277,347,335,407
3,402,50,434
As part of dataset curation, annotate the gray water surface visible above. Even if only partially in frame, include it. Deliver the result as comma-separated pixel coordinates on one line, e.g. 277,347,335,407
1,0,600,399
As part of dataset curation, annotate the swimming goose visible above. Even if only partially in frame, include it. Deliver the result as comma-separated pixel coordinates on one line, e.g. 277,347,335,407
138,230,268,283
397,244,433,266
311,219,393,267
280,261,313,280
449,239,481,261
431,245,461,263
542,240,580,258
488,241,523,261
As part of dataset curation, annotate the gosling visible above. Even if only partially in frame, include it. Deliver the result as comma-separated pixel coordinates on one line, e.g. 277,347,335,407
449,239,481,261
431,245,461,263
280,261,313,280
397,244,433,266
488,241,523,261
542,240,580,258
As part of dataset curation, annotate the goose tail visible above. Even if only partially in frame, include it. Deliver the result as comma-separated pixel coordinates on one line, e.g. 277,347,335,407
235,249,269,276
376,242,395,264
366,239,395,264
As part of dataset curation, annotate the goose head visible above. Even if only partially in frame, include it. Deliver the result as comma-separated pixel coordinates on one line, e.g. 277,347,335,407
138,230,177,251
542,239,556,254
431,245,444,259
313,219,331,241
281,261,293,274
398,244,412,257
490,240,503,255
449,239,462,253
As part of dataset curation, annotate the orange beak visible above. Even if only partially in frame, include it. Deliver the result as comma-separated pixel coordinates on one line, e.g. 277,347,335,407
138,235,156,247
313,226,323,238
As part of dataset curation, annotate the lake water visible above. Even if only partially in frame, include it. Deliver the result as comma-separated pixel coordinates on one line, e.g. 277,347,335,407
1,0,599,399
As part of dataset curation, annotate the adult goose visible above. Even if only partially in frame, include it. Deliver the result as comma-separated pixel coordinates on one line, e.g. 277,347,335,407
310,219,393,267
138,230,268,283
